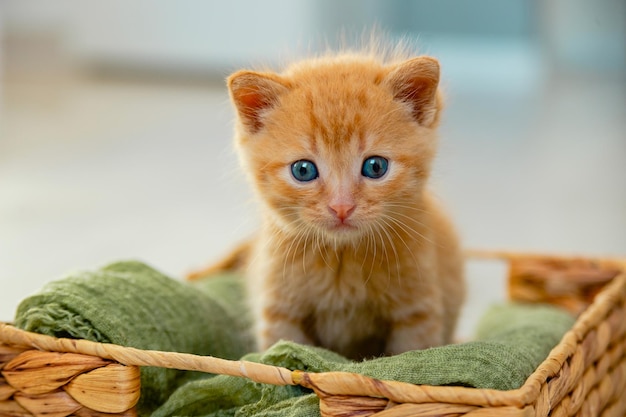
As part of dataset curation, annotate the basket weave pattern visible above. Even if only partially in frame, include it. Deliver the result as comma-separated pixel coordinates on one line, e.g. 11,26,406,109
0,346,141,416
1,251,624,417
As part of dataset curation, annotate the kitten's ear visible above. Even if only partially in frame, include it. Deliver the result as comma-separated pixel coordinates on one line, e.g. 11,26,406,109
227,70,289,133
384,57,441,127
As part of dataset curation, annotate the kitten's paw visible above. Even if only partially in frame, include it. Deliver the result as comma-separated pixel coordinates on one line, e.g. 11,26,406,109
385,323,445,355
257,320,313,350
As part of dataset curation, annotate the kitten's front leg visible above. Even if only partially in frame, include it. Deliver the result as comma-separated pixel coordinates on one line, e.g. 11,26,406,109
385,310,444,355
256,304,314,351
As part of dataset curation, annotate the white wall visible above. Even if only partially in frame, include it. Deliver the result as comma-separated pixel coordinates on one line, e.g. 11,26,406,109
4,0,318,70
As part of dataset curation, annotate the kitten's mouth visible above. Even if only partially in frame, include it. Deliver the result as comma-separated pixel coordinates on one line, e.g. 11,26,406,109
308,218,363,239
327,220,359,234
331,223,355,231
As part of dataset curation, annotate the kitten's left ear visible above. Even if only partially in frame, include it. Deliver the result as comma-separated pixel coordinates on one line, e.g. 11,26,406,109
384,57,441,127
228,70,289,134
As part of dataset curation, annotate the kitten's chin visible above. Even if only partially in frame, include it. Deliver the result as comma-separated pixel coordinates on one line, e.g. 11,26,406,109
320,222,364,242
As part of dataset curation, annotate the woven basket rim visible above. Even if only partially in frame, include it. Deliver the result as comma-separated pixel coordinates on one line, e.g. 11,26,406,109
1,249,625,409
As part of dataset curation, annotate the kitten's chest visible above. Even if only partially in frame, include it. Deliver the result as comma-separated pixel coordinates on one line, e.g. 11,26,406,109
276,240,421,308
297,252,398,357
296,248,391,305
259,238,425,358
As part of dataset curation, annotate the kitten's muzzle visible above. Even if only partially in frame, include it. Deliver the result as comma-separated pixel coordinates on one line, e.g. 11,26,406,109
328,203,356,223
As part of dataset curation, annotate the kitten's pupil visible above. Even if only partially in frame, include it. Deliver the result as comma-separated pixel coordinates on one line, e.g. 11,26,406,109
291,160,318,182
362,156,388,179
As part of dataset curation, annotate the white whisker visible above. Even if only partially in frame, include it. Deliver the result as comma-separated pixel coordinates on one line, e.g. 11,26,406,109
377,219,402,286
363,224,377,286
379,215,419,266
283,225,306,280
371,223,391,287
316,234,333,270
384,210,435,245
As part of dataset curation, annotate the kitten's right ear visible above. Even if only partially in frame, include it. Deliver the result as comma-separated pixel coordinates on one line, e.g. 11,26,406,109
227,71,289,133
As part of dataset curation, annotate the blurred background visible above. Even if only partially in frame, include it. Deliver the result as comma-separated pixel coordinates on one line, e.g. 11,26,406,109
1,0,624,336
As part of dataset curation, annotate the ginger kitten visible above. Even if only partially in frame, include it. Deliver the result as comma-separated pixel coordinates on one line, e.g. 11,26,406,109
195,47,465,360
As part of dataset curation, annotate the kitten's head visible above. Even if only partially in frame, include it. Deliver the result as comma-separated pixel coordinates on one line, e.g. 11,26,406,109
227,53,442,243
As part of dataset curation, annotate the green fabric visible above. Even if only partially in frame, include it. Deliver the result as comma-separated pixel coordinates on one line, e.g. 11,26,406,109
13,261,575,417
14,261,254,416
152,304,575,417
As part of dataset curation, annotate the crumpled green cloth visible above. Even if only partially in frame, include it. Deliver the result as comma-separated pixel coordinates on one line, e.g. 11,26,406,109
151,303,575,417
14,261,254,416
14,261,575,417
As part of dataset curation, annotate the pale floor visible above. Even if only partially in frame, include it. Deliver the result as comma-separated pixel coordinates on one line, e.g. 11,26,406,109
1,69,625,339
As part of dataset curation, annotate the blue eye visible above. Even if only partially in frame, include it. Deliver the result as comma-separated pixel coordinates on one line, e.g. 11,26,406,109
291,160,318,182
361,156,388,179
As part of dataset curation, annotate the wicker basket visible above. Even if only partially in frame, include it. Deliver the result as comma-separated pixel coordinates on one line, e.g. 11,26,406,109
1,250,624,417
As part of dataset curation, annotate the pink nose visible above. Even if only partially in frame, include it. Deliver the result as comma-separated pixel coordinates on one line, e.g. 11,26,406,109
328,203,355,222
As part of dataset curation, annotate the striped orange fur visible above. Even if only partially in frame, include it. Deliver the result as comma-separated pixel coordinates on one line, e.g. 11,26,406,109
215,44,465,359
